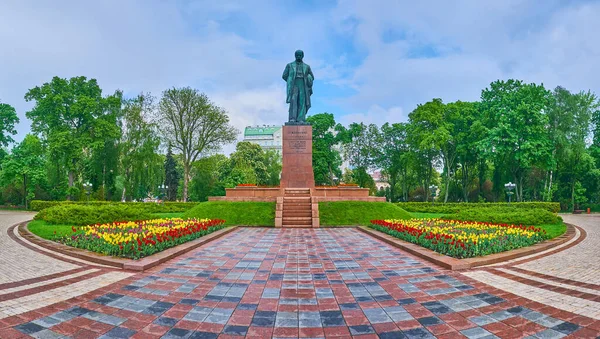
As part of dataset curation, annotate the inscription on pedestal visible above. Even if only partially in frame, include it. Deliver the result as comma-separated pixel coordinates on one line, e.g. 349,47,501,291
288,140,307,153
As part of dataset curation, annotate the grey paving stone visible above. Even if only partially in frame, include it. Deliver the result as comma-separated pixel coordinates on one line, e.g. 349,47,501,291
32,316,62,328
460,327,494,339
469,315,498,326
531,329,567,339
551,322,580,335
349,324,375,335
99,326,136,339
30,329,69,339
15,322,45,335
363,308,392,324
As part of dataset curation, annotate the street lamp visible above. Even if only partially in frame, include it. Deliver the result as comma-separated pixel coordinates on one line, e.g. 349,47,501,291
159,184,168,205
83,182,92,203
505,182,516,204
429,185,438,205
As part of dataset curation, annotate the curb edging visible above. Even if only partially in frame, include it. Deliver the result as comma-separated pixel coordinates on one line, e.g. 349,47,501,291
18,223,238,271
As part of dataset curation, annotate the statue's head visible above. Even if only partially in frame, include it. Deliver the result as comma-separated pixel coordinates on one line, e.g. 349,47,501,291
295,50,304,62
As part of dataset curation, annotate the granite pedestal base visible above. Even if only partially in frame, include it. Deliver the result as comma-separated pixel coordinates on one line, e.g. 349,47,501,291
280,125,315,189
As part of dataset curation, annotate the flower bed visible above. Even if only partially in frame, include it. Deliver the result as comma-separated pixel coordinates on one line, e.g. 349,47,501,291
370,219,548,258
56,218,226,259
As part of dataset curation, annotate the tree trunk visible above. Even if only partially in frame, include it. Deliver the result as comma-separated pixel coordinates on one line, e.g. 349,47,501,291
462,163,469,202
547,170,553,202
183,164,190,202
23,174,27,209
571,180,576,211
68,170,74,201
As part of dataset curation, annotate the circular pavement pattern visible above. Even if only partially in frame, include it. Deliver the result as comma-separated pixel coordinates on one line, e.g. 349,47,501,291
0,211,599,338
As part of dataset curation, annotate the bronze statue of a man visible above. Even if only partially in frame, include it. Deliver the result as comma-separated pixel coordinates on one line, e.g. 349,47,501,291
282,50,314,124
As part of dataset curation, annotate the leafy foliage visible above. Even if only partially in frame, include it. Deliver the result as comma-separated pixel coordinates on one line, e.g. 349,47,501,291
443,207,562,225
398,202,561,213
35,204,154,225
0,102,19,147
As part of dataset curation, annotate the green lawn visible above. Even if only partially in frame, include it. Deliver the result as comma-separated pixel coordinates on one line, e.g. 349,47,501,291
538,223,567,239
319,201,412,226
27,220,78,240
184,201,275,226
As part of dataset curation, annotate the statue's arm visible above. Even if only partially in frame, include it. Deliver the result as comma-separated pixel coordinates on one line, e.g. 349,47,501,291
282,64,289,81
307,65,314,87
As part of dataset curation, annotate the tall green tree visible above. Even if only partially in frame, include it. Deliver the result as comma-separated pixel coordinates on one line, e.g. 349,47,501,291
451,101,483,202
340,122,379,189
377,122,409,202
480,79,552,201
120,93,163,201
164,146,180,201
550,88,599,209
0,102,19,147
189,154,227,201
307,113,343,185
158,87,238,201
0,135,46,208
25,76,121,200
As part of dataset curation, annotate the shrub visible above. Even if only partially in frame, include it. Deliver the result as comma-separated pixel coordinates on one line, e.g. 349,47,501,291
30,200,198,213
184,201,275,226
442,207,562,225
319,201,413,226
34,204,154,225
398,202,560,214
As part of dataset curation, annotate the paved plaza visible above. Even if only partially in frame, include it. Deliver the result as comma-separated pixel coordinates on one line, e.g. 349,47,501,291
1,211,599,338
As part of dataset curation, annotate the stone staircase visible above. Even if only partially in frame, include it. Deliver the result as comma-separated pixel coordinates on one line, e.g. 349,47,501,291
276,188,319,228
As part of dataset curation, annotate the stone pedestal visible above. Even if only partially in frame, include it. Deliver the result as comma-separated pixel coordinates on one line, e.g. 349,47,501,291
280,125,315,188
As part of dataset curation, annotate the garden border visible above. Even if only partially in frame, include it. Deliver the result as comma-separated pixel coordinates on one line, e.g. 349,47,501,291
357,223,579,270
17,221,238,272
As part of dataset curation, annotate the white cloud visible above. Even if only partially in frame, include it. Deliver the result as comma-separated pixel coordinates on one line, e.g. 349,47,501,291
338,105,406,127
1,0,599,152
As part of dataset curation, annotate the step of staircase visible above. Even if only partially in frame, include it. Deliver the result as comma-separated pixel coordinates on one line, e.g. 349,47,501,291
282,211,312,218
283,196,311,201
280,224,312,228
283,203,312,209
282,217,312,225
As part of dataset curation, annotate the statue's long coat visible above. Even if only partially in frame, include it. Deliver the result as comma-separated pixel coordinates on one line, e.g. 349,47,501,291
282,62,314,110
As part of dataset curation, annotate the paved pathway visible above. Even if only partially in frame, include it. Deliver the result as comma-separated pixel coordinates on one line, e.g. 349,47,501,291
464,214,600,321
0,211,134,320
0,215,598,338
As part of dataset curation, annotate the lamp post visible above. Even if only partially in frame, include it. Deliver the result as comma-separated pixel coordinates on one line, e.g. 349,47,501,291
429,185,438,205
159,184,168,205
505,182,516,204
83,182,92,203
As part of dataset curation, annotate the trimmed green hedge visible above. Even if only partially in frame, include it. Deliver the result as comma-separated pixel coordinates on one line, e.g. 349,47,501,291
184,201,275,226
30,200,198,213
319,201,413,226
34,205,154,225
442,207,562,225
398,202,560,214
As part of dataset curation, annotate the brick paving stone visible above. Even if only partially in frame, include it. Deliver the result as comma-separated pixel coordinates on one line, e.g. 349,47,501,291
0,219,598,337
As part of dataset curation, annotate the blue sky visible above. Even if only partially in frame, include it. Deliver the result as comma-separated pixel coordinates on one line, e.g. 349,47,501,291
1,0,600,153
